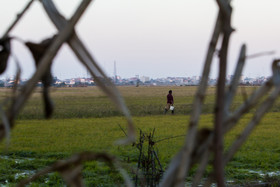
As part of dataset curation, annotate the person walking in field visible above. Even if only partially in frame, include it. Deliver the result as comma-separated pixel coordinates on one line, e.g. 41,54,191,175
165,90,174,114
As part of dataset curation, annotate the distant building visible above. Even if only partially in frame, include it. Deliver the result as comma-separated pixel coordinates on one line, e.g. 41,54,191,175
65,79,75,86
140,76,150,83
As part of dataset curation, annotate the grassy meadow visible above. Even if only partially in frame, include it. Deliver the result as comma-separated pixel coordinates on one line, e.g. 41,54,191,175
0,86,268,119
0,86,280,185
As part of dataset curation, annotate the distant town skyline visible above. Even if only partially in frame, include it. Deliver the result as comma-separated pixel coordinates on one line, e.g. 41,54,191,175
0,67,274,81
1,1,280,80
0,73,270,88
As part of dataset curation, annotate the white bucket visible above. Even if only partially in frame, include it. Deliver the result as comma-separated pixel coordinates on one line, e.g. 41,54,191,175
170,106,174,111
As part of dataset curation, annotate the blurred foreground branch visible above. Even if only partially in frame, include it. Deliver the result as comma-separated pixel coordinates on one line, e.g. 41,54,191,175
17,152,133,187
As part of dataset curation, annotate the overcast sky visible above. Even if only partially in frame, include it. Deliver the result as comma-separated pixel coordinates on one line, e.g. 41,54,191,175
1,0,280,79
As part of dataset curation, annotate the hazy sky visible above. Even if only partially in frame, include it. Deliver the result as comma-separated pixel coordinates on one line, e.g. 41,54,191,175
1,0,280,79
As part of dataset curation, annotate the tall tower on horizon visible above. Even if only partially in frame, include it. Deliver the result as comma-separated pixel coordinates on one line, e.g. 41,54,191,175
114,61,117,83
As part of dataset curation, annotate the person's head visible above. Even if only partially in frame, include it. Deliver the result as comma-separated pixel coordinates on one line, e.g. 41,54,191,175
169,90,172,94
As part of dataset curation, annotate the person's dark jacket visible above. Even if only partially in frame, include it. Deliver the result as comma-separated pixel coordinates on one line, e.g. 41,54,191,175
167,93,174,104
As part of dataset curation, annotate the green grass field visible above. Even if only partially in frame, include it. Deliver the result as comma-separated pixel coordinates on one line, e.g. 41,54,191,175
0,86,274,119
0,86,280,185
